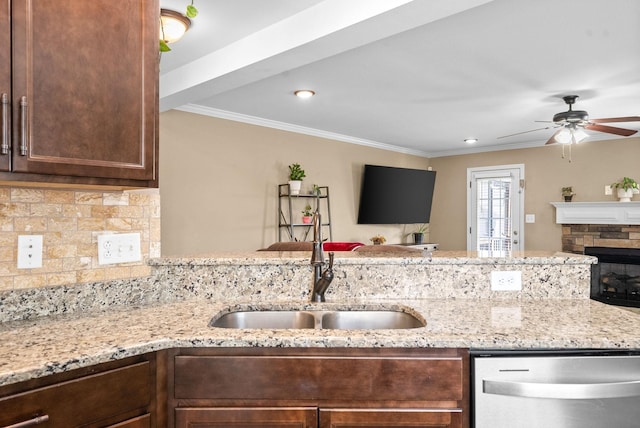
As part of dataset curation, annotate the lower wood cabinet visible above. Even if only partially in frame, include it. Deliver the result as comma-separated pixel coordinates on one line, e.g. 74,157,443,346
168,348,469,428
0,354,158,428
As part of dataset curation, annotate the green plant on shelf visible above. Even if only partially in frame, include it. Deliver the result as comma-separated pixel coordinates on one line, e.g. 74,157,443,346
611,177,638,191
288,163,306,181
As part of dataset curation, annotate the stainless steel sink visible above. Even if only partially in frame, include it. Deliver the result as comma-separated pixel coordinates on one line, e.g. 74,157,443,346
210,309,425,330
320,310,424,329
211,310,316,329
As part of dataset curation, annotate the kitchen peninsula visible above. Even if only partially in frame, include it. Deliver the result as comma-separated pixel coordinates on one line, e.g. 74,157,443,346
1,250,639,427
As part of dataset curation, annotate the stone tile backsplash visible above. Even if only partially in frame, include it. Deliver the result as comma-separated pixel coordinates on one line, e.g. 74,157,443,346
0,186,160,292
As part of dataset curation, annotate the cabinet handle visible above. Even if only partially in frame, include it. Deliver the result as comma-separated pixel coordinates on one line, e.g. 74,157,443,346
1,93,8,155
4,414,49,428
19,96,28,156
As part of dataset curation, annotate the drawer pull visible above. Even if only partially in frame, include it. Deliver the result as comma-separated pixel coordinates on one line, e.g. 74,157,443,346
1,93,7,155
4,414,49,428
19,96,27,156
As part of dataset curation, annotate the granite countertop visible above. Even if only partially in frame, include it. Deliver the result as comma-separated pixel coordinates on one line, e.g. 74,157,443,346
1,296,639,388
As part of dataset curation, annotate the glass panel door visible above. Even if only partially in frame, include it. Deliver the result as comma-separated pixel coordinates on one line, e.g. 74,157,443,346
467,165,524,253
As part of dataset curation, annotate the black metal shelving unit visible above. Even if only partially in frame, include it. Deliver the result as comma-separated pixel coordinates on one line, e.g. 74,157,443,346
278,184,332,242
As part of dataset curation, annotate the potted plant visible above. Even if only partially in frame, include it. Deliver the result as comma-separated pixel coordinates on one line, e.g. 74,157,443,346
288,163,306,195
413,224,427,244
301,204,313,224
611,177,639,202
370,235,386,245
561,186,575,202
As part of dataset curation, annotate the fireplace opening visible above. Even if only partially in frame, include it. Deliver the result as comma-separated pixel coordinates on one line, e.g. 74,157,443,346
585,247,640,307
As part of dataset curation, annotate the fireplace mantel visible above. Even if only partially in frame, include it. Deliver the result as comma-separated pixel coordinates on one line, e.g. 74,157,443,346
551,201,640,225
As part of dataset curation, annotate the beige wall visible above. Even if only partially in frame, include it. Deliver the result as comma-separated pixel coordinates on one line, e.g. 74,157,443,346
429,136,640,250
159,110,640,255
159,110,429,254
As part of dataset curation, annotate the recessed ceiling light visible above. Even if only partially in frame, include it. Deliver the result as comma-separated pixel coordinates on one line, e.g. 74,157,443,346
464,138,478,144
294,90,315,99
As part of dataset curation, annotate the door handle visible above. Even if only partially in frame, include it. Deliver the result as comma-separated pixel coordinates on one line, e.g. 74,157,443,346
484,378,640,400
19,96,28,156
1,93,8,155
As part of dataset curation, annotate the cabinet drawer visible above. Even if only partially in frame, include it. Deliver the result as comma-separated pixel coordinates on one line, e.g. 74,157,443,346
175,353,464,402
320,408,462,428
0,361,151,427
106,413,151,428
176,407,317,427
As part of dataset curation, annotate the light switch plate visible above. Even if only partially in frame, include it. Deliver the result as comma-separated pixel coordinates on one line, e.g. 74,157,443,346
525,214,535,223
17,235,43,269
98,233,141,265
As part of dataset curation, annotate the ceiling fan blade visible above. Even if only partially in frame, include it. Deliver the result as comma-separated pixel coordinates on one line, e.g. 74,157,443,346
497,126,553,139
590,116,640,123
584,124,638,137
545,129,563,145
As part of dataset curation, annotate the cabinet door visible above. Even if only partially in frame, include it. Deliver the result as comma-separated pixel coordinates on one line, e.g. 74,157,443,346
0,0,9,171
175,407,318,428
11,0,158,183
319,408,462,428
0,361,151,427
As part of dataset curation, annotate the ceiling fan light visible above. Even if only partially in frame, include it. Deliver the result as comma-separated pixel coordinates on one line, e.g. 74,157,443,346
554,128,572,144
160,9,192,43
573,128,588,143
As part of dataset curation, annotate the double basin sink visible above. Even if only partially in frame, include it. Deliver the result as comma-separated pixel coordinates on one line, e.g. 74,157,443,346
211,308,426,330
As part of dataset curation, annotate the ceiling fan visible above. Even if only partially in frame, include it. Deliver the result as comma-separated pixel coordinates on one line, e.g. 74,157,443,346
499,95,640,146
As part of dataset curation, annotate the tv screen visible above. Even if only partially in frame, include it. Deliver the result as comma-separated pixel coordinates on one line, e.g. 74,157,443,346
357,164,436,224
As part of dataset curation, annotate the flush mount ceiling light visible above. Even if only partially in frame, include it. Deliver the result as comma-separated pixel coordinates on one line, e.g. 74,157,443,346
160,8,191,44
464,138,478,144
294,90,315,99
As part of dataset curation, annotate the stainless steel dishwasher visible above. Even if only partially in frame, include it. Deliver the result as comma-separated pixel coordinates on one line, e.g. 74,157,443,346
473,351,640,428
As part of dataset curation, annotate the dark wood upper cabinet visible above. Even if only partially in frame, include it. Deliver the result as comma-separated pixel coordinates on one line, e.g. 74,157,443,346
1,0,159,187
0,0,10,172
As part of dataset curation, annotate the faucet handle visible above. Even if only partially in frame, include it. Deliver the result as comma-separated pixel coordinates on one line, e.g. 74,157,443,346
327,251,334,268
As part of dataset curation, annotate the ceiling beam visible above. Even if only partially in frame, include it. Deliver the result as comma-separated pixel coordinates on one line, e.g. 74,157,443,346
159,0,495,111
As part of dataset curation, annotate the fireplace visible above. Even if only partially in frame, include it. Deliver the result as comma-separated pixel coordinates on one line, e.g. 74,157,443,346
585,246,640,307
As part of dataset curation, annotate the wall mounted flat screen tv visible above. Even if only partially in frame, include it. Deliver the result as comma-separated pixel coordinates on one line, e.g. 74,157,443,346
357,164,436,224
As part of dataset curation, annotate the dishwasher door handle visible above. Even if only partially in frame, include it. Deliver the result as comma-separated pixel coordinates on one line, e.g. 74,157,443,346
483,378,640,400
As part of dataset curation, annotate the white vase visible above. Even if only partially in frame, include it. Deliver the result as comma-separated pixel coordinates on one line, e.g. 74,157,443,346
617,188,633,202
288,180,302,195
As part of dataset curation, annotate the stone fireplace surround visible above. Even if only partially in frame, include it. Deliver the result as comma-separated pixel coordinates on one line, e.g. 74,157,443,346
562,224,640,254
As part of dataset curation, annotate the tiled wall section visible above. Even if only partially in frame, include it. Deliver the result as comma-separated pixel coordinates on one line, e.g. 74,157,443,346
0,187,160,291
561,224,640,253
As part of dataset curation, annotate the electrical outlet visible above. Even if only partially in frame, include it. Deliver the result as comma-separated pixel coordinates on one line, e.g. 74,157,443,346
97,233,141,265
17,235,43,269
605,185,613,196
491,270,522,291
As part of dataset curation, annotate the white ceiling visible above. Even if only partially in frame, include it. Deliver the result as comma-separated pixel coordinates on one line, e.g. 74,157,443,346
159,0,640,157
